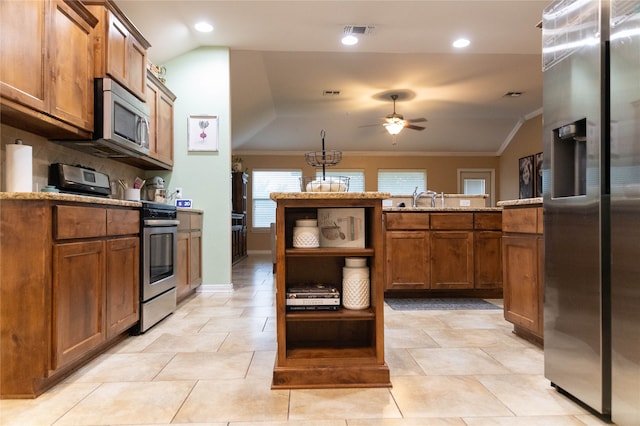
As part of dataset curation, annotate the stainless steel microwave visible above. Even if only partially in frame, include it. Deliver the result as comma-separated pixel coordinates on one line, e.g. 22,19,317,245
54,78,150,158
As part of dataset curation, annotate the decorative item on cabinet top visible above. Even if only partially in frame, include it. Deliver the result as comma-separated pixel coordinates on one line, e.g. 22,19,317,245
232,156,244,172
317,208,365,248
147,62,167,84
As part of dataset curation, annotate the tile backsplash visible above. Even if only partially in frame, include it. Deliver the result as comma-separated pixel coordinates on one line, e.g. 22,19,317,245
1,124,143,197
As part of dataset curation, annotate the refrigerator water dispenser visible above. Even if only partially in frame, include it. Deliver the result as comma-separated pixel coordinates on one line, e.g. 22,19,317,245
553,118,587,198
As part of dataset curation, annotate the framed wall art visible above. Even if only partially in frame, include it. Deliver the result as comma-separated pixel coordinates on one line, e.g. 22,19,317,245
188,115,218,151
519,155,534,199
535,152,543,197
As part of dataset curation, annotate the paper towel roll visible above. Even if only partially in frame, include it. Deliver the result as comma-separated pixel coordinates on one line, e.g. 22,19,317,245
5,142,33,192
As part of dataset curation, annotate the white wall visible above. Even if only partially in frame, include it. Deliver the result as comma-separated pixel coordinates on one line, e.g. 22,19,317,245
162,47,232,288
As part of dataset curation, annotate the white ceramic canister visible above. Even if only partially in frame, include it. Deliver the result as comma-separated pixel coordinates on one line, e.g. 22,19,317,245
342,258,370,310
293,219,320,248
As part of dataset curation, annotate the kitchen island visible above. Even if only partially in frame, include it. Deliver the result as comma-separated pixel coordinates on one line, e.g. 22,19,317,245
270,192,391,389
383,206,503,297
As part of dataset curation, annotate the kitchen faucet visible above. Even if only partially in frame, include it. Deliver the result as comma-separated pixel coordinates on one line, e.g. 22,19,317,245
412,187,438,207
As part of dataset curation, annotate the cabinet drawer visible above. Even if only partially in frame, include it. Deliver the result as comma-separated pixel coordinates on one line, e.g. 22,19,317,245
430,213,473,230
177,212,190,231
474,212,502,230
107,209,139,236
190,213,203,230
385,212,429,230
55,205,106,239
503,208,539,234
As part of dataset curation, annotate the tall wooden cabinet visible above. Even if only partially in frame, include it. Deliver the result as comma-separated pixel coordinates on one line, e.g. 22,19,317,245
0,0,97,138
270,193,391,389
500,201,544,345
232,172,248,264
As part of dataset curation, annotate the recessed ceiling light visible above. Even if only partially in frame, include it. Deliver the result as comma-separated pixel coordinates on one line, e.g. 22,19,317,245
341,35,358,46
452,38,470,48
194,22,213,33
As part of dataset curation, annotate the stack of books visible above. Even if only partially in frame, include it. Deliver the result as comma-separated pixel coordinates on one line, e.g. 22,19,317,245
286,283,340,311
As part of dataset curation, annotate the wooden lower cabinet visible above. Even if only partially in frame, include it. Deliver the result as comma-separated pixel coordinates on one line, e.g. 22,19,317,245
501,204,544,345
430,231,473,289
385,231,430,289
106,237,140,339
176,210,203,303
383,210,502,294
0,199,140,398
52,240,106,370
474,231,502,288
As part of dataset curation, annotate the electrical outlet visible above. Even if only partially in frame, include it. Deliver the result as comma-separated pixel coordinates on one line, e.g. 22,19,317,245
175,187,183,199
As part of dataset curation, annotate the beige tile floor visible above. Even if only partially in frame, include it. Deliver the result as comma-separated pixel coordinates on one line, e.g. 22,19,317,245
1,254,612,426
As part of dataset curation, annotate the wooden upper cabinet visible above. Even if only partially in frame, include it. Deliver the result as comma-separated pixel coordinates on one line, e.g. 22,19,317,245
0,0,97,135
86,0,150,100
0,0,48,111
50,0,96,130
146,72,176,168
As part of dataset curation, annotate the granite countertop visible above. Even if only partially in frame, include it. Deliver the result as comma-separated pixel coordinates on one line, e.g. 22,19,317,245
497,197,543,207
270,191,391,201
383,206,502,212
0,192,140,207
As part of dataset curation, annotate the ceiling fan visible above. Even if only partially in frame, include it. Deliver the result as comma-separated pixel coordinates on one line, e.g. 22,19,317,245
383,94,427,134
361,94,427,141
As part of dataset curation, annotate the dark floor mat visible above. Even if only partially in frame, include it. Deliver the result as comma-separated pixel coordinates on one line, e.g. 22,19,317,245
385,298,502,311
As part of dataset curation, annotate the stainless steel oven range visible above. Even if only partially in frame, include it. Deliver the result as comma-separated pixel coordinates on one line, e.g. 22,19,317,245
137,201,178,333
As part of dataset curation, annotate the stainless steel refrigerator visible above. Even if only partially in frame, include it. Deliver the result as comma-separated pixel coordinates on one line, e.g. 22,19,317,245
609,1,640,424
542,1,640,424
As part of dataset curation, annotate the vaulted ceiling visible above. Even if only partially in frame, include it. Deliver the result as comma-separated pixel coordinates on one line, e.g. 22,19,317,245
116,1,546,155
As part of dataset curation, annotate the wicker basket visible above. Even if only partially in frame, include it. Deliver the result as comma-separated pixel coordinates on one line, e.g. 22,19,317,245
300,176,350,192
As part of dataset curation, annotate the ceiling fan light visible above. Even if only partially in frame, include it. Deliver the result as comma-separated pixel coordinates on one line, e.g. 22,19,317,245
384,119,405,135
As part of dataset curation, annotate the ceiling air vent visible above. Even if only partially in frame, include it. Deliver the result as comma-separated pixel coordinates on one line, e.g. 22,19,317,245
343,25,375,36
503,91,523,97
323,90,341,96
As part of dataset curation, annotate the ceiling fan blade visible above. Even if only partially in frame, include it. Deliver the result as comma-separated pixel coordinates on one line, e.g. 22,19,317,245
358,123,382,128
407,117,427,123
406,124,426,131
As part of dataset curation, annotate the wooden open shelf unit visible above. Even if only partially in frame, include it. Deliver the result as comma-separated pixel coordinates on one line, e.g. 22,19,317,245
271,194,391,389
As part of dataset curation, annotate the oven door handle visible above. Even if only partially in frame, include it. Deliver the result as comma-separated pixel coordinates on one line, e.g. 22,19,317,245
144,219,180,226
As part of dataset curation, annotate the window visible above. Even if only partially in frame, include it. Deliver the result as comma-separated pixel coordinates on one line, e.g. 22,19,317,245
458,169,494,206
252,170,302,228
464,179,485,194
315,170,365,192
377,170,426,195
